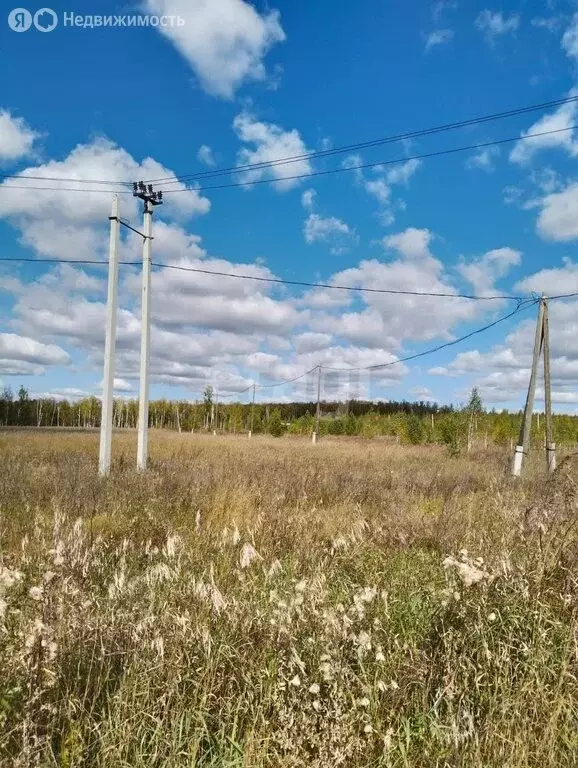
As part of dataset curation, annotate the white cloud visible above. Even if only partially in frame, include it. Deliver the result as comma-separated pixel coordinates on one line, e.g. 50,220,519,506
98,377,133,393
457,247,521,295
465,145,500,172
342,153,364,183
306,228,486,349
303,213,358,254
384,159,421,186
18,220,106,261
503,185,523,205
0,333,69,375
410,385,435,400
432,0,457,23
301,188,316,210
293,332,332,354
509,90,578,164
34,387,91,402
364,178,391,205
382,227,434,261
515,258,578,296
0,110,39,164
536,182,578,241
476,10,520,42
233,112,312,191
562,13,578,59
143,0,285,99
0,135,210,262
345,157,421,224
428,273,578,408
0,137,209,225
1,242,308,395
197,144,215,166
531,16,560,33
119,222,305,339
423,28,454,51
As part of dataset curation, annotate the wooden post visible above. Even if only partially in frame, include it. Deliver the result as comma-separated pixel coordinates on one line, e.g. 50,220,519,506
542,298,556,472
512,300,545,477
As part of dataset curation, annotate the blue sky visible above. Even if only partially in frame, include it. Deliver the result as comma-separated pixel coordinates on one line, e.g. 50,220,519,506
0,0,578,409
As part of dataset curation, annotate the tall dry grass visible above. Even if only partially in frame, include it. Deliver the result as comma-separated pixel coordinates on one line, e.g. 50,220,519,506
0,430,576,767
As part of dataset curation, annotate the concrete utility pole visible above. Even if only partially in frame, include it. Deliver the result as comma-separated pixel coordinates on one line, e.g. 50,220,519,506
98,195,121,476
249,382,256,438
312,365,321,444
512,298,555,476
134,182,163,471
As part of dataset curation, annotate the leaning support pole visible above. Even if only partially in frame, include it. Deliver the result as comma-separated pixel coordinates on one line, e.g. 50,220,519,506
542,298,556,473
512,300,545,477
99,195,120,476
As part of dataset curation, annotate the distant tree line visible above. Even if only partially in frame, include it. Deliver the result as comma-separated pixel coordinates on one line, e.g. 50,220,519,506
2,385,578,452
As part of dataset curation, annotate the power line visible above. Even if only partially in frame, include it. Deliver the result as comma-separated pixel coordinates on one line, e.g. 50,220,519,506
0,256,526,301
548,291,578,300
258,366,319,389
322,299,539,372
144,94,578,185
189,301,540,396
0,257,133,266
0,184,133,194
1,258,575,306
147,262,524,301
162,125,578,194
0,176,131,186
0,94,575,189
0,123,576,197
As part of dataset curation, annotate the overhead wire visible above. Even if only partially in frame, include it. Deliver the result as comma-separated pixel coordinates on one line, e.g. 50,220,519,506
161,126,578,194
2,260,576,304
0,90,573,394
142,94,578,184
0,184,133,194
0,256,527,301
322,298,540,372
187,300,541,397
0,124,575,196
0,260,568,396
147,262,524,301
0,93,576,188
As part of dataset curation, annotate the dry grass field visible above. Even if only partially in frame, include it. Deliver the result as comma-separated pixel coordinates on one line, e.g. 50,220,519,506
0,430,576,767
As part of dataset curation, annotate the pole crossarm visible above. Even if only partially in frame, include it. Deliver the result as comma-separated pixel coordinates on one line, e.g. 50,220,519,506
109,215,151,240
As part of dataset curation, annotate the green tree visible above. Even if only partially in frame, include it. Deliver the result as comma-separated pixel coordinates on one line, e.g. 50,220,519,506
439,413,462,457
268,408,285,437
405,414,425,445
203,385,214,430
465,386,484,451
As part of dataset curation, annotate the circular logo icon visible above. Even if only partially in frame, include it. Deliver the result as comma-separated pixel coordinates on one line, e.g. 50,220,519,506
33,7,57,32
8,8,32,31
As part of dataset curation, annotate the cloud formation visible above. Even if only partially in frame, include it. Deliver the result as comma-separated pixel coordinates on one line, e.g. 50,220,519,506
233,112,312,191
144,0,285,98
0,111,39,164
